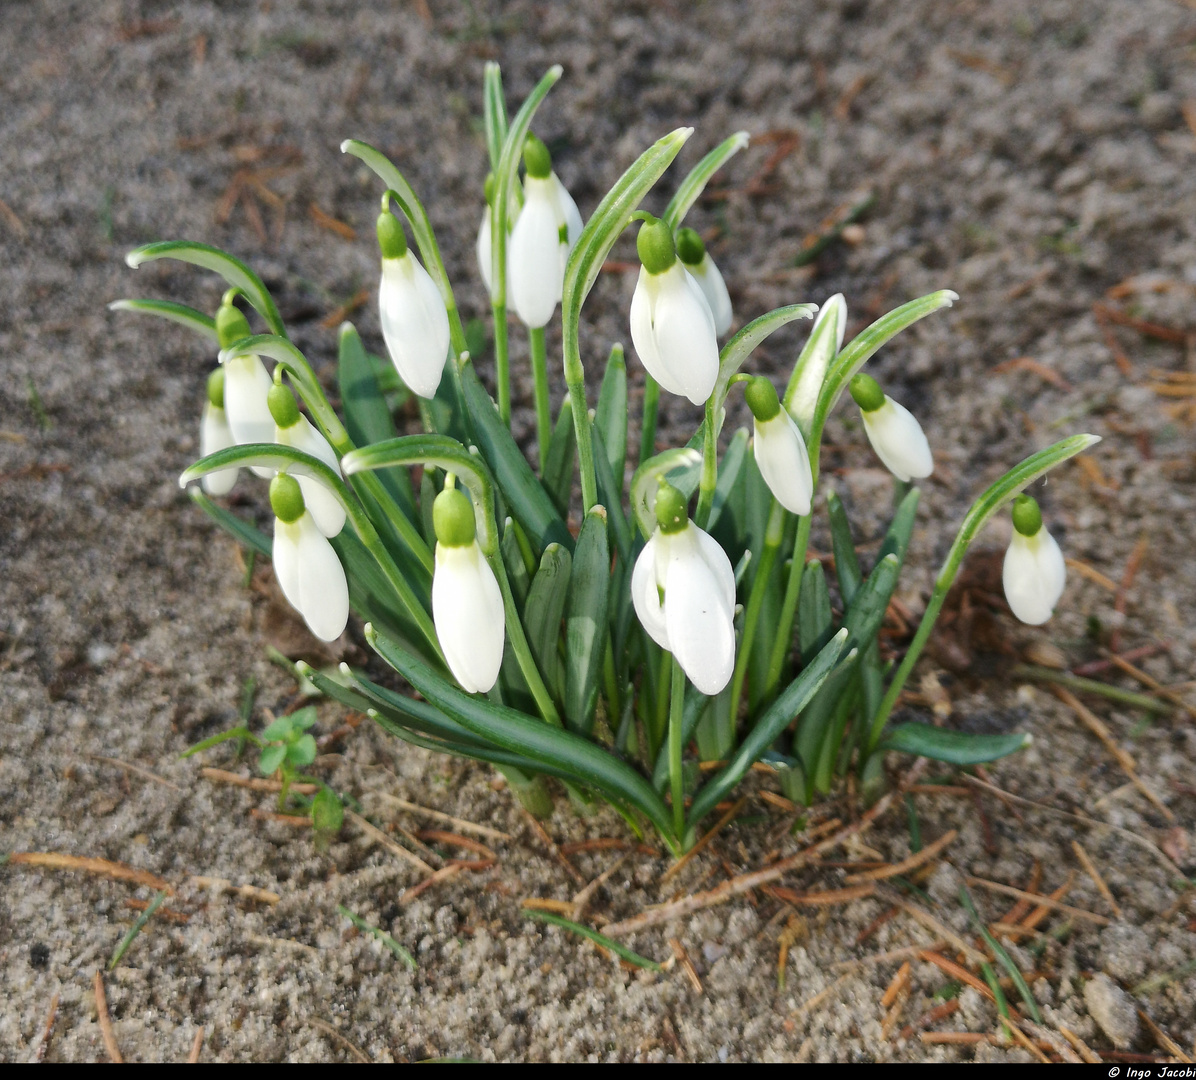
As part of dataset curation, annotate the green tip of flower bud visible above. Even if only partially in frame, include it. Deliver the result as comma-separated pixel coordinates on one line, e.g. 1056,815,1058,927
484,172,496,206
654,482,689,534
206,367,225,409
1011,494,1043,537
269,474,305,524
215,297,253,350
675,226,706,267
433,487,476,548
267,383,300,429
744,376,781,422
636,217,676,275
523,134,552,179
849,373,886,413
376,207,408,259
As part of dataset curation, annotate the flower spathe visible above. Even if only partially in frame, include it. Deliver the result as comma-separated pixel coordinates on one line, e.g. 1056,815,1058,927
1002,496,1066,625
632,517,736,696
629,262,719,406
270,475,349,643
379,253,451,399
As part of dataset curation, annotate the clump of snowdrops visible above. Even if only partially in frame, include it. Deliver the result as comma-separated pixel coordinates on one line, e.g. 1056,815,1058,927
114,64,1097,856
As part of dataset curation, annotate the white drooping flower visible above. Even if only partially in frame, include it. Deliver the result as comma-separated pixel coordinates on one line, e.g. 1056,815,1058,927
629,217,720,406
199,368,239,496
430,486,505,694
269,474,349,643
215,295,275,478
745,376,813,516
507,135,583,329
789,293,846,431
476,203,494,295
268,383,346,539
675,227,732,336
1002,495,1067,625
377,203,451,399
850,373,933,483
631,483,736,695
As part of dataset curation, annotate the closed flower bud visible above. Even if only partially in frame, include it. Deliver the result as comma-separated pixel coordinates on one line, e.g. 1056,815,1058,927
268,383,345,539
1002,495,1066,625
431,486,505,694
269,474,349,643
676,227,732,336
377,201,451,399
745,376,813,516
200,368,239,496
789,293,846,431
629,217,720,406
850,373,933,482
631,483,736,695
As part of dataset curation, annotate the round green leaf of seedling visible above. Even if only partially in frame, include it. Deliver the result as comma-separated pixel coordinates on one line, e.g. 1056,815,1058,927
261,715,296,741
289,706,318,731
287,733,318,767
259,743,287,777
311,787,344,835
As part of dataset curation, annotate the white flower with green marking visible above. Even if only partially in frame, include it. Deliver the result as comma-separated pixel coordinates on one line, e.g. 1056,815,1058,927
675,227,732,336
850,373,933,482
745,376,813,516
631,483,736,695
268,383,345,539
1002,495,1066,625
215,295,275,477
199,368,238,496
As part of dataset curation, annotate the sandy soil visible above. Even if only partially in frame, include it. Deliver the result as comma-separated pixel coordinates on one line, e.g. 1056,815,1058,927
2,0,1195,1063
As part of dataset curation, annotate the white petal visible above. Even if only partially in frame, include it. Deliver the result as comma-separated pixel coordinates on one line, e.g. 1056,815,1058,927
273,518,304,613
200,401,239,496
661,526,735,695
295,514,350,642
277,417,345,538
691,523,737,615
651,264,720,405
631,534,671,650
861,397,933,482
223,354,276,476
753,412,813,516
476,206,493,295
1003,528,1066,625
508,177,564,328
551,172,583,249
379,254,451,399
630,268,685,398
432,542,505,694
693,254,733,336
790,294,846,429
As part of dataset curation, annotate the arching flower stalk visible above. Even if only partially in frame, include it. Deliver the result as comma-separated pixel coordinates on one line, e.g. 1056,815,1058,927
629,216,720,406
850,372,933,482
377,195,451,399
269,473,349,643
1003,494,1067,625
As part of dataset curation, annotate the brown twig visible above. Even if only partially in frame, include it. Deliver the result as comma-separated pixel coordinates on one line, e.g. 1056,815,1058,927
660,797,747,885
345,809,434,876
91,754,183,790
1021,872,1077,931
399,864,464,905
895,899,988,966
318,287,370,330
895,1000,960,1041
187,1026,204,1063
522,810,584,885
1138,1010,1193,1064
308,203,356,241
93,971,123,1063
965,877,1110,925
992,356,1073,392
416,830,497,862
845,829,958,884
375,793,511,841
881,961,912,1009
1020,1020,1083,1062
763,883,876,906
188,876,280,904
200,767,318,795
669,938,703,993
10,852,171,893
1111,533,1149,652
125,897,189,924
34,993,59,1062
1058,1025,1102,1064
1071,840,1123,918
572,853,629,921
791,974,852,1019
307,1018,371,1063
1104,651,1196,721
918,951,998,1005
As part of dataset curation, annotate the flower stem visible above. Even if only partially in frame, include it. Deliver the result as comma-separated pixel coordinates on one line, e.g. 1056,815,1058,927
694,395,718,528
668,654,686,841
492,303,511,425
764,511,812,698
639,373,660,466
728,500,784,725
529,325,551,473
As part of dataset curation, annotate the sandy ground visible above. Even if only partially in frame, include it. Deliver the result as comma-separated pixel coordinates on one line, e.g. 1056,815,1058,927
2,0,1195,1063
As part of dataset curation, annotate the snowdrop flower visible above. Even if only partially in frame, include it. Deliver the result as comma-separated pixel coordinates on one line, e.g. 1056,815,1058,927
216,293,275,477
269,474,349,643
629,216,720,406
199,368,239,496
789,294,846,432
745,376,813,516
675,227,732,336
377,197,451,399
1002,495,1067,625
507,135,581,328
431,485,504,694
849,373,933,482
476,173,496,296
631,482,736,695
267,382,346,539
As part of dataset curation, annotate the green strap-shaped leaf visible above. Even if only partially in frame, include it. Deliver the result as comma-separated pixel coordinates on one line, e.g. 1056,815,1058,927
797,559,833,667
686,628,849,826
877,486,921,567
594,344,628,484
337,323,419,525
501,517,531,610
880,724,1032,765
458,360,572,554
188,489,271,558
563,509,610,736
826,491,862,607
542,397,577,519
590,427,632,565
663,130,750,230
108,299,218,344
707,427,749,535
523,543,572,702
366,625,678,849
124,241,286,337
713,303,818,417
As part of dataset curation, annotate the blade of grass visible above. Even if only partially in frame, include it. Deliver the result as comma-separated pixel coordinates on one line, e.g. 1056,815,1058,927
109,890,168,969
337,904,416,971
524,910,661,970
